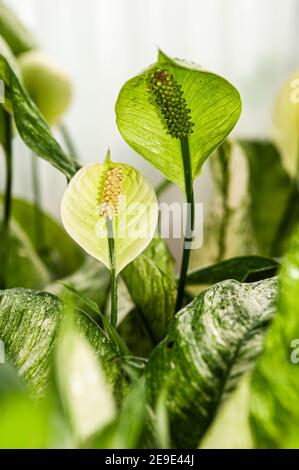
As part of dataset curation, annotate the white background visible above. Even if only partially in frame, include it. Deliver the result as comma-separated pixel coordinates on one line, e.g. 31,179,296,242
1,0,299,222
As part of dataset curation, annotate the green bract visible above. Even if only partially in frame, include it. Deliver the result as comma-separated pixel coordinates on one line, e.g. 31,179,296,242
116,51,241,192
61,158,158,274
18,50,72,126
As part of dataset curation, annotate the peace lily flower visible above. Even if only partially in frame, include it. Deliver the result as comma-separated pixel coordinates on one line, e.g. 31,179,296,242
61,151,158,326
116,50,241,311
61,152,158,273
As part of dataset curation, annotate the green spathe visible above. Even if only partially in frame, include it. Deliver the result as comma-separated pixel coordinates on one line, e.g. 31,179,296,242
116,50,241,192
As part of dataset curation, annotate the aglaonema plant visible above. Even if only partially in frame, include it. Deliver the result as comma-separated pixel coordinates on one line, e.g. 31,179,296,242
116,50,241,310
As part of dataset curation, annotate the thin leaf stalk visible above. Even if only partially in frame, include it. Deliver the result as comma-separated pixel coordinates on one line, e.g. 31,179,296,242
31,152,46,256
106,217,118,327
175,137,195,312
0,111,13,288
59,122,80,163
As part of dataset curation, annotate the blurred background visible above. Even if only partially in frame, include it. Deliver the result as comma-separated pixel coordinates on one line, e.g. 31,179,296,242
2,0,299,229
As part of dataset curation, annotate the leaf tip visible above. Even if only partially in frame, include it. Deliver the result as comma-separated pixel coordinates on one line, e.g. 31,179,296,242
105,148,111,163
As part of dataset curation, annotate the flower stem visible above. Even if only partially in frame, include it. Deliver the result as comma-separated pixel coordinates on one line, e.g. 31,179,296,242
59,122,79,163
31,153,46,256
106,217,118,328
175,137,195,312
0,111,13,289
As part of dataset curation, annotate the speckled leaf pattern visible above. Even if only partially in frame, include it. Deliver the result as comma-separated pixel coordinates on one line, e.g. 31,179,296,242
250,224,299,448
116,52,241,192
0,289,63,396
0,55,78,179
0,289,129,401
144,277,277,448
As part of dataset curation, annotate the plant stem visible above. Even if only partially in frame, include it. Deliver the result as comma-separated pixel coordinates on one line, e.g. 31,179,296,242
31,153,46,255
175,137,195,312
0,111,13,289
106,217,118,328
59,122,79,163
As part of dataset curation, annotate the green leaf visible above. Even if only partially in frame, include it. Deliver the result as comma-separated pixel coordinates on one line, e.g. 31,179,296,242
144,277,277,448
191,139,296,270
143,237,175,279
122,252,177,344
110,380,147,449
200,375,253,449
0,218,50,289
0,288,63,396
0,365,50,449
151,387,171,449
118,238,175,355
118,308,154,358
10,197,84,278
47,256,110,313
116,51,241,192
60,281,130,358
239,140,298,256
0,34,20,75
250,223,299,448
76,309,130,404
155,178,173,198
190,141,256,269
0,55,78,179
0,289,129,401
86,380,147,449
55,311,116,442
0,1,37,56
187,256,279,285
